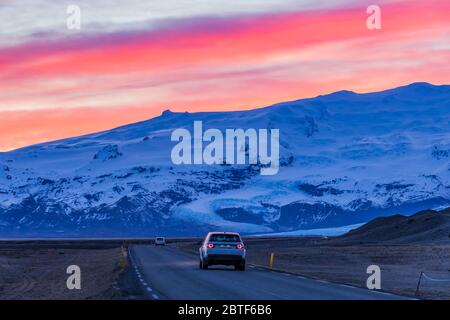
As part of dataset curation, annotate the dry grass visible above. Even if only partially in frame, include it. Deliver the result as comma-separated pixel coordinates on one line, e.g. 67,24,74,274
0,247,121,300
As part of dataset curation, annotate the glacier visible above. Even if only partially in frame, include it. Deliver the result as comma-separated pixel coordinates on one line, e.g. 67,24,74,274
0,82,449,237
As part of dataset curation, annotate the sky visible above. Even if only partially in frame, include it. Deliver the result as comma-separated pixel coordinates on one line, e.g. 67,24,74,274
0,0,449,151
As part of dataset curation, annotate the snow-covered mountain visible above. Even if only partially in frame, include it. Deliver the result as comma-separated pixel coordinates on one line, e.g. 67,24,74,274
1,82,449,237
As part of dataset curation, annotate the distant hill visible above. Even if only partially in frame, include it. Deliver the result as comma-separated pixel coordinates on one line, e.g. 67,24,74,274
336,207,450,244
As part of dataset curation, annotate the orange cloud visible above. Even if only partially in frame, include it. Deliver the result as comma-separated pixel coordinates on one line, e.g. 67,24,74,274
0,106,161,152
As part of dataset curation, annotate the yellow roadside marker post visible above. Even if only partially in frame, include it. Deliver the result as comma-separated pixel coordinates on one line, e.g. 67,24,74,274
269,253,274,269
120,243,126,272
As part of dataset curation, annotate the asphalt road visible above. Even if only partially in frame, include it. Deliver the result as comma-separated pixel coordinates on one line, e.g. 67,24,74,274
129,244,409,300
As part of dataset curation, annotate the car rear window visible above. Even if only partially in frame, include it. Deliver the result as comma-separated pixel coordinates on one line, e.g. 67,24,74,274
209,234,241,242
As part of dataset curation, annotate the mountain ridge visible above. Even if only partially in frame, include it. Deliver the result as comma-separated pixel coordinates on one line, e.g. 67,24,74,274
7,81,449,153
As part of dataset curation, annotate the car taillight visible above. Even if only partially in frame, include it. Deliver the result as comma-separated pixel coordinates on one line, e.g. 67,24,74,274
207,243,214,249
236,243,244,249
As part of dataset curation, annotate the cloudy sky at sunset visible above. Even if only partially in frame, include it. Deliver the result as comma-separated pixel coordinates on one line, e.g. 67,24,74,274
0,0,449,151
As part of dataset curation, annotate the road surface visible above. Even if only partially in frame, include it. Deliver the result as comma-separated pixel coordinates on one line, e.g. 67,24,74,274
129,244,409,300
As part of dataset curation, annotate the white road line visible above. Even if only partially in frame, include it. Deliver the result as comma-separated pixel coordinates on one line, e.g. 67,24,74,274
129,247,160,300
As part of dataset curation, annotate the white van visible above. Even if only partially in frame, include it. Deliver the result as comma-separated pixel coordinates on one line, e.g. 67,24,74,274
155,237,166,246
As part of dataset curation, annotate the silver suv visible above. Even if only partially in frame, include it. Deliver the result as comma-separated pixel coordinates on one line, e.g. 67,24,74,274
199,232,246,271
